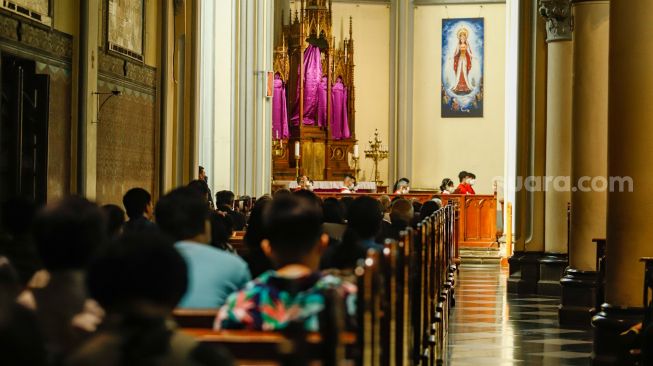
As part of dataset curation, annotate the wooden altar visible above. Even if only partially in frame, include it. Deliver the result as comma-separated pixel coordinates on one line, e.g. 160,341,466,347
272,0,357,181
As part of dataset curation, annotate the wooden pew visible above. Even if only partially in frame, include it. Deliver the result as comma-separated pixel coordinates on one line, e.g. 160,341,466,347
173,308,217,329
178,204,458,366
229,231,248,257
356,249,383,366
182,328,357,364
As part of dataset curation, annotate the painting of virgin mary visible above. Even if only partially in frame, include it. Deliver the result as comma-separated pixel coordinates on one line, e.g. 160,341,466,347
441,18,484,118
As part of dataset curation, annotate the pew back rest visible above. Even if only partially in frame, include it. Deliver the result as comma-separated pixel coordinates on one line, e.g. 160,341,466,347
173,309,218,329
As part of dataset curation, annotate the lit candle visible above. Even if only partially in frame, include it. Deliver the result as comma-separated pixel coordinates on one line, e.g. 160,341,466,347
295,141,300,158
353,144,359,158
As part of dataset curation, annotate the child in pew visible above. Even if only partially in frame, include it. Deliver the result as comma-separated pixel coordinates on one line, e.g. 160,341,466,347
215,195,356,332
67,232,234,366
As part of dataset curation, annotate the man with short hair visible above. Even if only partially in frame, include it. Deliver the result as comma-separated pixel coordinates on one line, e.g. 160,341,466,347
215,190,246,231
122,188,156,234
216,196,356,331
156,187,250,309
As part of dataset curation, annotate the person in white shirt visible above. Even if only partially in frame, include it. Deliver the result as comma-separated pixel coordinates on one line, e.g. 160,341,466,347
340,174,357,193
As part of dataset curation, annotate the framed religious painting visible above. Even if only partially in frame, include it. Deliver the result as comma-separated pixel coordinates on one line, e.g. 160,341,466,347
441,18,484,118
106,0,145,63
0,0,52,26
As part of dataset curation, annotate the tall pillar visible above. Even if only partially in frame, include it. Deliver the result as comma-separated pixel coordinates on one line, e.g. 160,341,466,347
389,0,413,183
531,0,573,296
592,1,653,364
77,0,100,199
233,0,273,197
559,0,609,328
507,0,548,295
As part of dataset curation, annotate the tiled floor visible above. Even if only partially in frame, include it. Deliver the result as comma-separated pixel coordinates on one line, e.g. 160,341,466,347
447,264,592,365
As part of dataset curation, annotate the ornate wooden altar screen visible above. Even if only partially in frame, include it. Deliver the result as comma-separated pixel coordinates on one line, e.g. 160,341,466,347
272,0,357,181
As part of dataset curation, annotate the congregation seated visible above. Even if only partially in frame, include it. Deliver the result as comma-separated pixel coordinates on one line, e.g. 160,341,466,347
0,197,42,291
379,194,392,223
32,196,106,363
100,204,125,240
322,197,347,242
216,195,356,332
156,187,251,309
378,198,414,242
209,211,237,254
321,196,383,270
242,196,274,278
0,257,47,366
68,232,234,366
215,191,246,231
420,199,443,221
121,188,157,234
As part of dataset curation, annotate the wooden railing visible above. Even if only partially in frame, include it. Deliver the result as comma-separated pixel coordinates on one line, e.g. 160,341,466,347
315,192,498,248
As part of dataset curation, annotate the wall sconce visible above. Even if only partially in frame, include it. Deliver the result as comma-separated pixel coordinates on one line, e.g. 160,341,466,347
92,90,122,124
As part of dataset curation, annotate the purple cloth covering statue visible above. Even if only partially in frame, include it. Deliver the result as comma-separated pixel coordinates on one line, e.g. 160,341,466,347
290,45,323,126
272,73,289,139
331,76,350,140
317,75,328,127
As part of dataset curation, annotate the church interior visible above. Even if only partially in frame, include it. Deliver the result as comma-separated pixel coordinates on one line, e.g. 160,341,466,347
0,0,649,365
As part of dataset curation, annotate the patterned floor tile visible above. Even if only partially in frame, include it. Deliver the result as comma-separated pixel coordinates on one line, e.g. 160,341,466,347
447,265,593,366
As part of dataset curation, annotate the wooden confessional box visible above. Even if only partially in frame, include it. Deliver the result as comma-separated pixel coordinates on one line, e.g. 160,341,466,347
272,0,356,182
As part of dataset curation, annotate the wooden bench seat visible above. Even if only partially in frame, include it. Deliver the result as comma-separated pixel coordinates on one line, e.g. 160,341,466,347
181,328,357,362
173,308,218,329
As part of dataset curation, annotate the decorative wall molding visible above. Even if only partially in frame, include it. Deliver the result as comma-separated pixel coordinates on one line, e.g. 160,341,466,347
331,0,390,4
0,13,72,65
98,52,156,92
414,0,505,5
539,0,572,42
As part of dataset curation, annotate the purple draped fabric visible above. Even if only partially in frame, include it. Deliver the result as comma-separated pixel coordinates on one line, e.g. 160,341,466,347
272,74,289,139
317,76,328,127
290,45,323,126
331,77,350,140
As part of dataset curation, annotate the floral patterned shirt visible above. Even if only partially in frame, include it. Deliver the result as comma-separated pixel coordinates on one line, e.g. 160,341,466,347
215,270,357,332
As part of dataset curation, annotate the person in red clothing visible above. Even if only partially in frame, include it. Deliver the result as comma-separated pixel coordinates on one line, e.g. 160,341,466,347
454,171,476,195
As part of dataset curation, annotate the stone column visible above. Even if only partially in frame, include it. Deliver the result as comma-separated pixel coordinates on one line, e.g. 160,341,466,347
77,0,100,198
233,0,273,197
559,0,609,328
536,0,573,296
389,0,414,183
508,0,548,295
592,0,653,364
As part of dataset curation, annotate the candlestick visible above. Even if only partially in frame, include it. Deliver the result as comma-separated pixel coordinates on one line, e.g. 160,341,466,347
364,129,389,187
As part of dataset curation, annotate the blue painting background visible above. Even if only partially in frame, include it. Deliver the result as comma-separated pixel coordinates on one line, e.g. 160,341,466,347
441,18,484,118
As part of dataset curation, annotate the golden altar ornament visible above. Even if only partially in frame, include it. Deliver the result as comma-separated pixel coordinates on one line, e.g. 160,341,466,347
364,129,389,186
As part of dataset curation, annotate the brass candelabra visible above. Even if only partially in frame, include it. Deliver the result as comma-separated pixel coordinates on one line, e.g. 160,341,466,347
364,129,389,186
272,138,285,158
